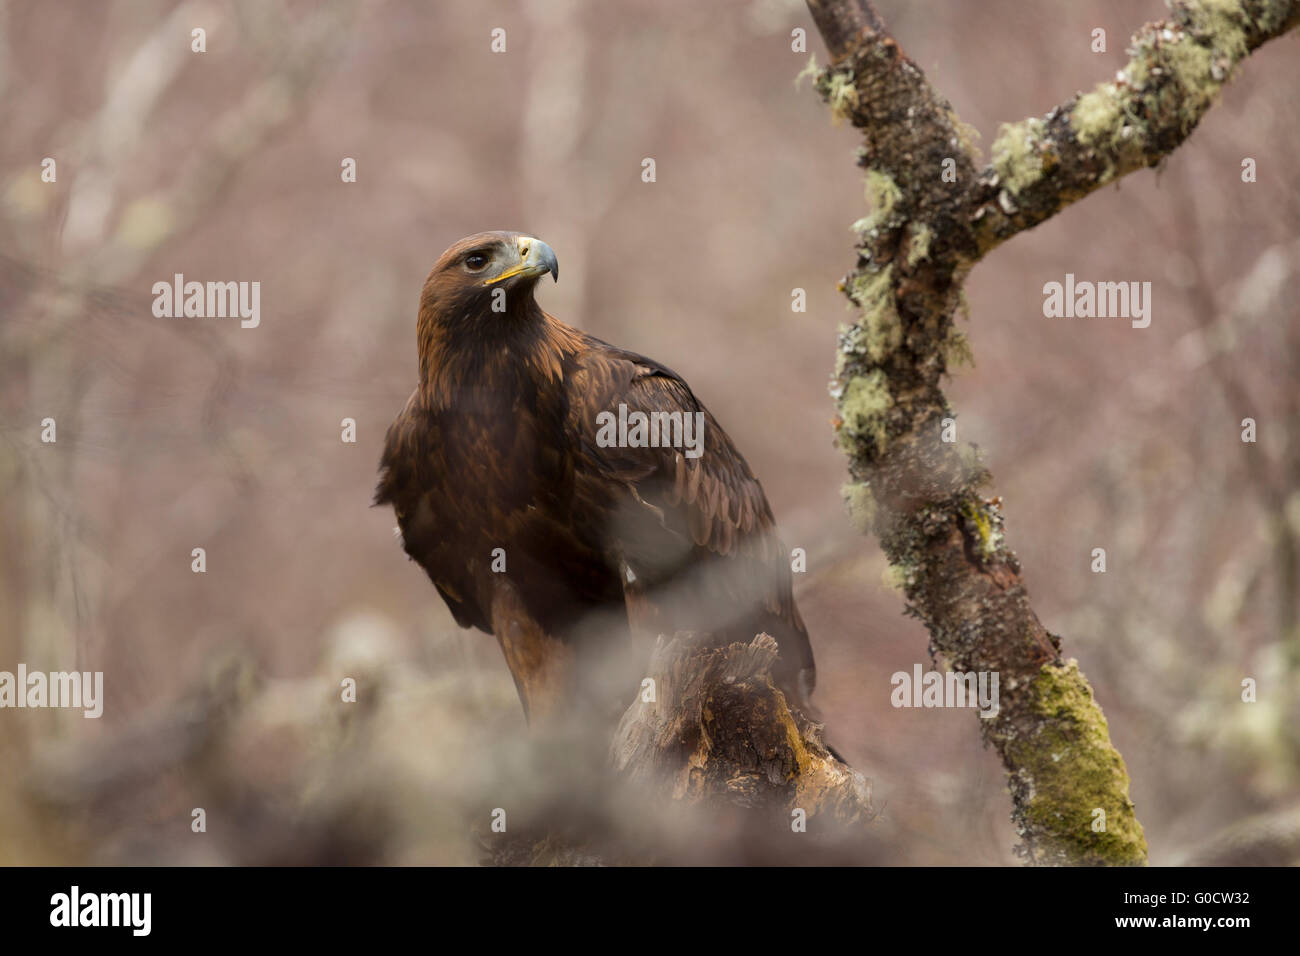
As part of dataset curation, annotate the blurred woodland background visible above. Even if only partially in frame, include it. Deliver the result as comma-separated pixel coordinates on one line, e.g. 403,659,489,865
0,0,1297,864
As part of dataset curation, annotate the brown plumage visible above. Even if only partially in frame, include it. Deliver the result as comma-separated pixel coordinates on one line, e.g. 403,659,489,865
375,231,817,721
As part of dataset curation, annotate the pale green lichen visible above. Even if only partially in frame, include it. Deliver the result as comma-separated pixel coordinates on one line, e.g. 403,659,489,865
825,70,858,125
949,110,982,162
833,343,850,380
853,170,905,238
1123,55,1150,90
1074,0,1260,181
842,481,877,533
991,116,1048,196
1005,660,1148,865
1070,83,1143,183
960,499,1001,560
837,370,892,454
1072,86,1125,148
957,289,972,323
1243,0,1298,33
847,266,901,362
881,562,912,592
1147,34,1224,129
906,223,933,268
1168,35,1221,94
864,169,903,219
793,53,820,90
942,326,974,371
1185,0,1250,60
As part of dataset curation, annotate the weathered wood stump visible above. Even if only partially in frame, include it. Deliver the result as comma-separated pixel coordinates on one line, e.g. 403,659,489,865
612,632,873,824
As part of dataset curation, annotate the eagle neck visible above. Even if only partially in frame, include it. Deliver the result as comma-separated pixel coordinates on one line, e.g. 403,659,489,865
418,297,576,409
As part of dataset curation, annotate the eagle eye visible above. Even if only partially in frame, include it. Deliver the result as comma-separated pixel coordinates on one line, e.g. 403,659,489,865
464,252,490,272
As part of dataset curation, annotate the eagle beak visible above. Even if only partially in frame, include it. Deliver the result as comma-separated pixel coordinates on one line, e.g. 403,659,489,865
485,236,559,285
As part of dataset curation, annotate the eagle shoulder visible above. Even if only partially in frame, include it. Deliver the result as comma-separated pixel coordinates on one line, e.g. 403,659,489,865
564,337,778,561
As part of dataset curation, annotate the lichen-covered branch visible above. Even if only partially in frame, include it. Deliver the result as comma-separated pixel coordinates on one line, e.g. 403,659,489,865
972,0,1300,255
802,0,1293,865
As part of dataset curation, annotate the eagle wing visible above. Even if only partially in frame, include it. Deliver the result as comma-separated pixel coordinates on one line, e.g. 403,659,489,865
374,389,494,633
564,336,816,694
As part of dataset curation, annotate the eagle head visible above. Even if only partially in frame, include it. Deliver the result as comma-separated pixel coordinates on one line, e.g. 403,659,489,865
416,231,563,388
422,230,557,312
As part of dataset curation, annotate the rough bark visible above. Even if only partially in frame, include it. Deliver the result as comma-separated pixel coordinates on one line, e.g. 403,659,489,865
474,632,872,866
611,633,872,822
807,0,1297,865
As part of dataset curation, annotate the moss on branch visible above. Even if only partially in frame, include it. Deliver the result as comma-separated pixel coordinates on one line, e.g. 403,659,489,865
973,0,1299,253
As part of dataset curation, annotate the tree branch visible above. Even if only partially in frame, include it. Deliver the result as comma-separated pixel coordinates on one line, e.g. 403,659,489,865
801,0,1293,864
804,0,888,61
969,0,1300,255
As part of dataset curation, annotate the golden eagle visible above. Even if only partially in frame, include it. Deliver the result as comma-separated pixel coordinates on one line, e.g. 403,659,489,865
376,232,818,722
